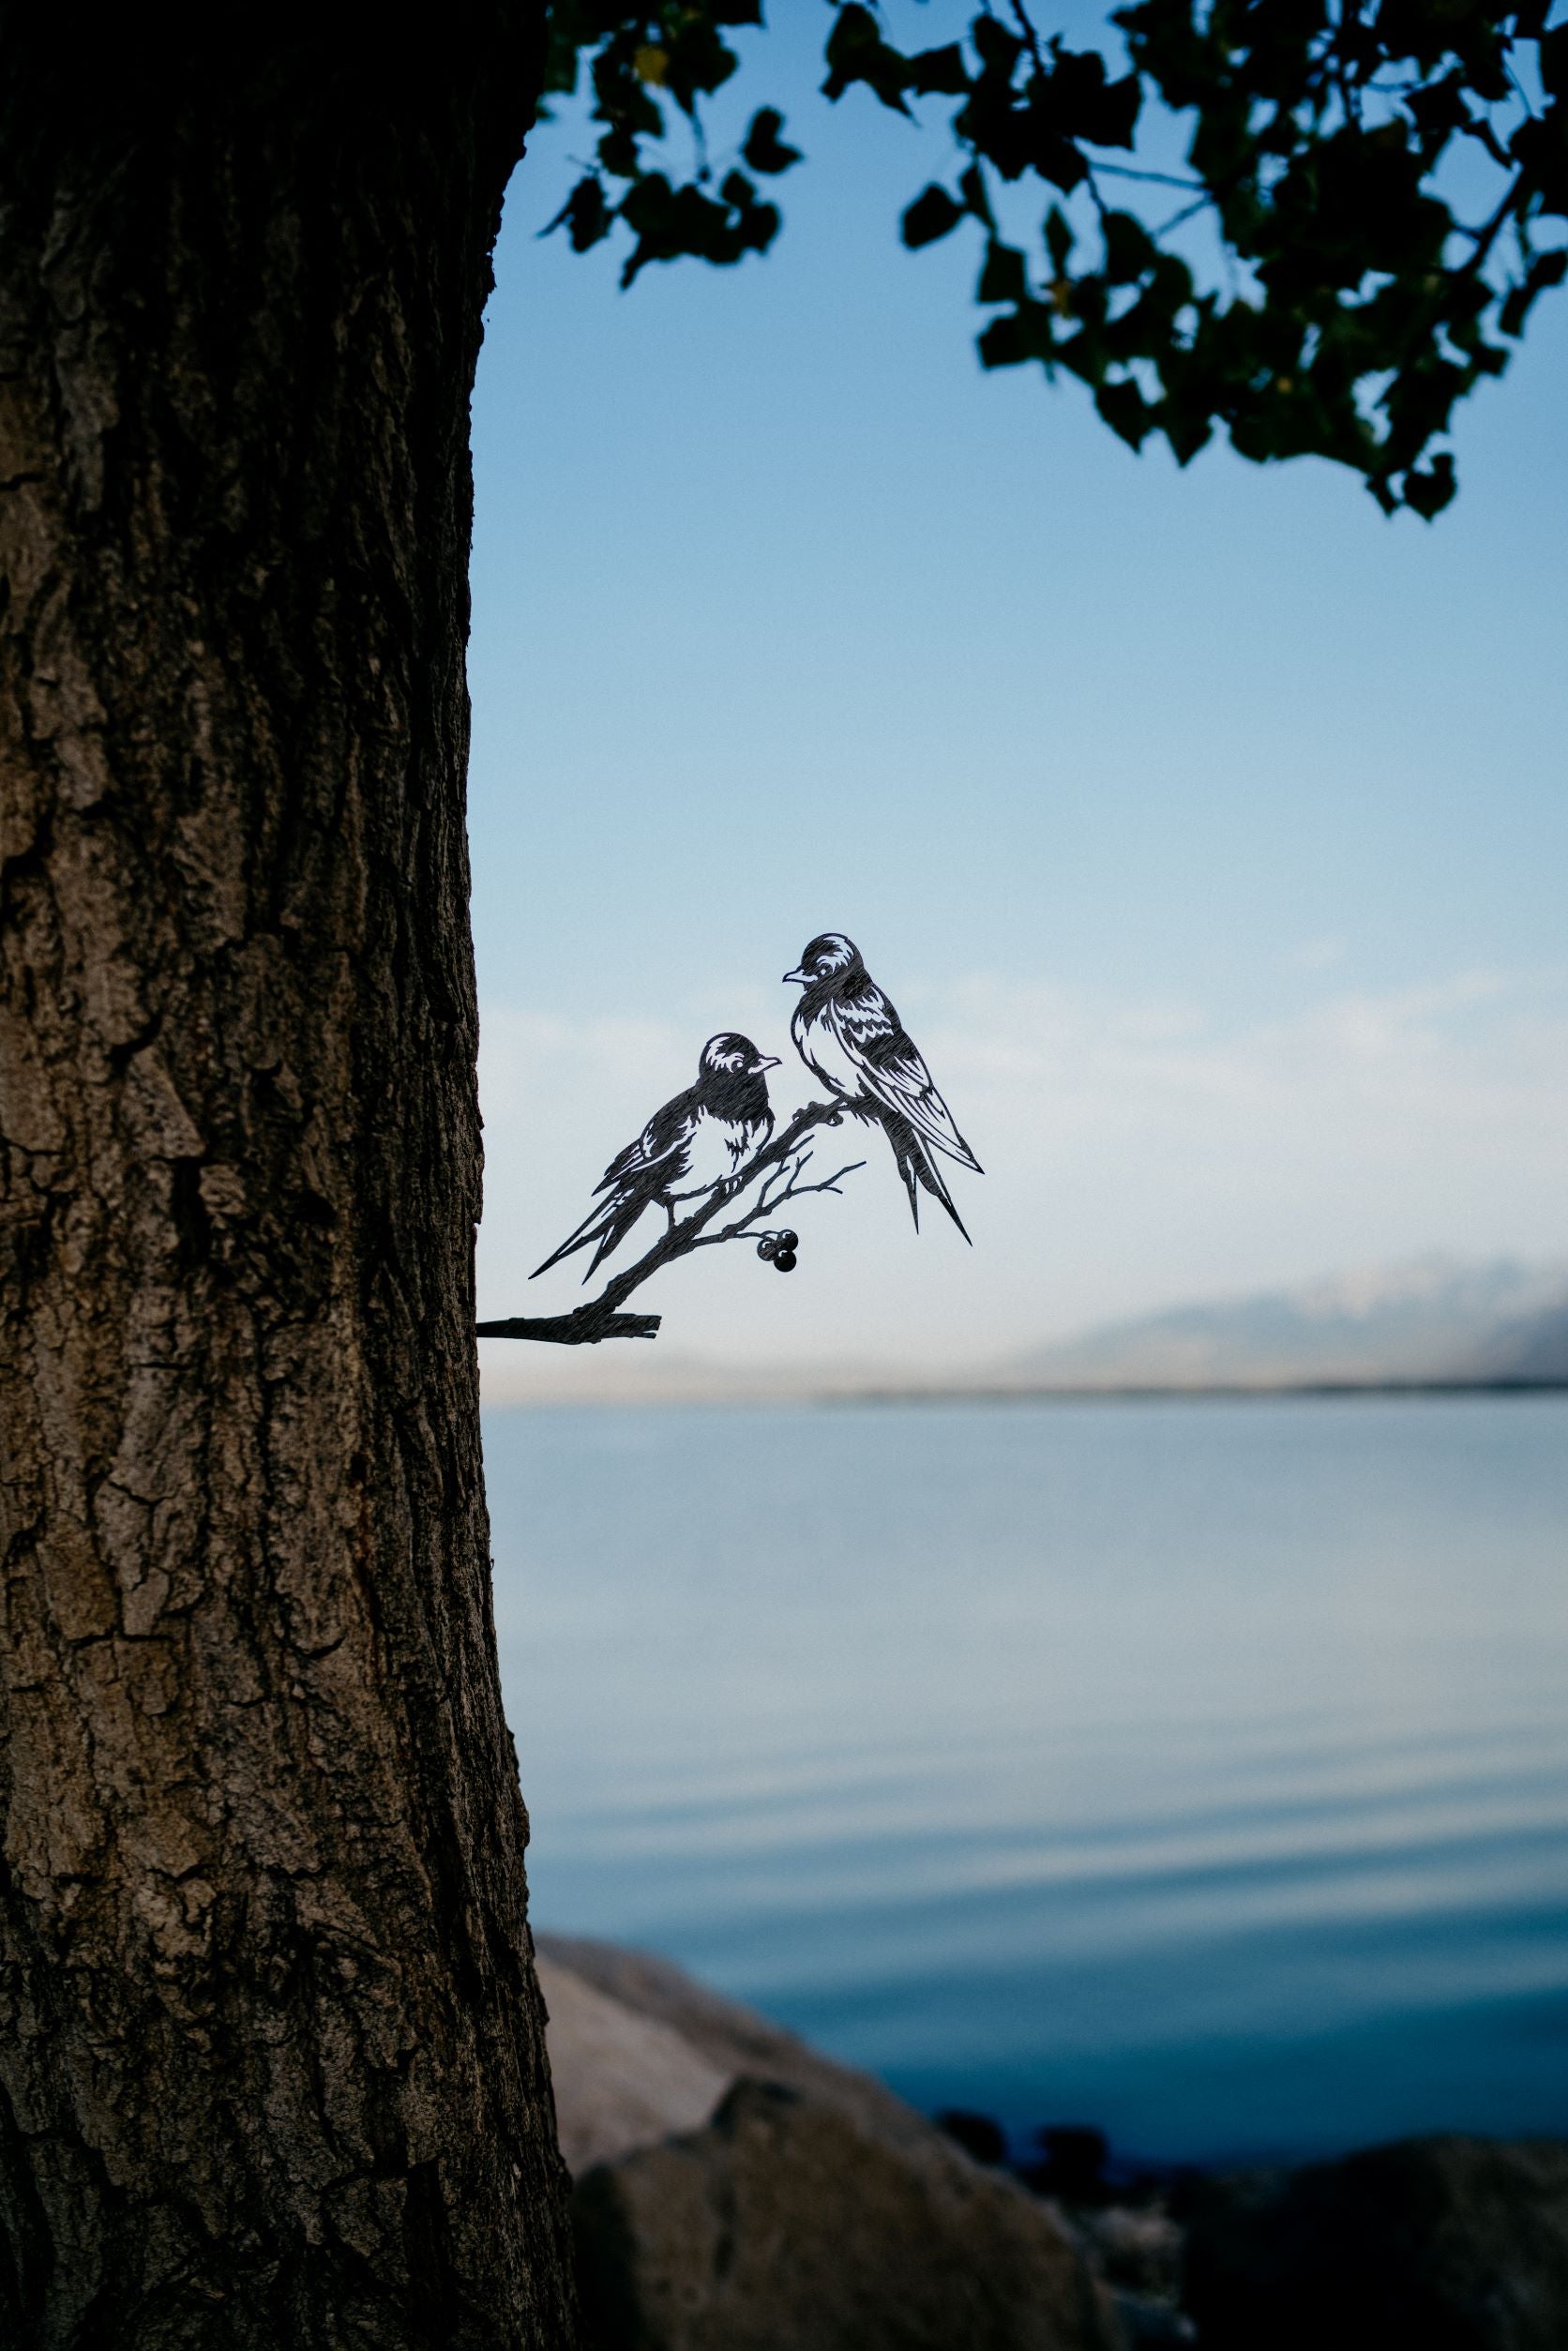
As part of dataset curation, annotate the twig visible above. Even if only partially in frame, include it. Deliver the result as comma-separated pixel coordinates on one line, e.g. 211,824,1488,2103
1155,193,1213,238
688,1152,867,1249
1006,0,1048,78
1093,164,1207,191
477,1099,866,1345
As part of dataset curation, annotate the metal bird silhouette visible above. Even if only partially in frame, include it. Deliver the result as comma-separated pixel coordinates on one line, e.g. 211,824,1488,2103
532,1032,779,1283
783,934,981,1241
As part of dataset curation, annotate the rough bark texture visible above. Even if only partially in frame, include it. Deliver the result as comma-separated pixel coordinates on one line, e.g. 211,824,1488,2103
0,15,577,2345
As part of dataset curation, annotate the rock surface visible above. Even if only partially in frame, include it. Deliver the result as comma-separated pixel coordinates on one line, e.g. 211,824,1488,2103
535,1953,730,2178
536,1931,933,2157
574,2076,1124,2351
537,1936,1568,2349
1184,2133,1568,2351
535,1935,1123,2350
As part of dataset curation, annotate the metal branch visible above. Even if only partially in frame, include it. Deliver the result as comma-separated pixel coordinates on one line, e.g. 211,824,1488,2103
689,1153,867,1249
475,1307,663,1344
476,1098,866,1345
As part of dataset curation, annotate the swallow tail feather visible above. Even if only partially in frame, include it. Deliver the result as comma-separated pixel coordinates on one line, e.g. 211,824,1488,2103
531,1194,649,1283
882,1108,972,1243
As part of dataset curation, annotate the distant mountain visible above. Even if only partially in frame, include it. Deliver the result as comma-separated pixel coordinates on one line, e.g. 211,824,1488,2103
998,1257,1568,1390
1468,1298,1568,1382
478,1255,1568,1406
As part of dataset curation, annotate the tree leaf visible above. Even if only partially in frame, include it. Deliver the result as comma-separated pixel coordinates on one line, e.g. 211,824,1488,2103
978,242,1029,304
742,107,802,174
903,186,964,249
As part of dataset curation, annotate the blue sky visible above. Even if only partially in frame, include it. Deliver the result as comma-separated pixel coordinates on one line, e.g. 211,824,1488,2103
469,10,1567,1382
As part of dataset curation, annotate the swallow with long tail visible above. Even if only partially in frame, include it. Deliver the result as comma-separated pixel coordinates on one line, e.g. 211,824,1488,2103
533,1032,778,1282
782,933,981,1241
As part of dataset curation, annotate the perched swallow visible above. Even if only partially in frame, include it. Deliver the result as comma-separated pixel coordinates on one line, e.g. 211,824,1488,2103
783,933,981,1241
533,1032,779,1282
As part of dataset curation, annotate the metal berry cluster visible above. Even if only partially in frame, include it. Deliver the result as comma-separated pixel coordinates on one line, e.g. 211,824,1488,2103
755,1228,799,1273
542,0,1567,515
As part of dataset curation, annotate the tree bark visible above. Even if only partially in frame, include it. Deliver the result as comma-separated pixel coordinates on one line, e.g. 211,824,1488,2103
0,15,577,2345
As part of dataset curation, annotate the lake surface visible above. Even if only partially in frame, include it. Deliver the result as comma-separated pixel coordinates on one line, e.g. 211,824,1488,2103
484,1395,1568,2168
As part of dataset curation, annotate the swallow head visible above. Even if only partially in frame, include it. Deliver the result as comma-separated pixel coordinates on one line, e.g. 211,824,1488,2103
700,1032,780,1079
782,932,861,987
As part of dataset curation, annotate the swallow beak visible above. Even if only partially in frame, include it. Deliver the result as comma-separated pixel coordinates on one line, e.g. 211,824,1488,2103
756,1055,781,1070
781,967,807,984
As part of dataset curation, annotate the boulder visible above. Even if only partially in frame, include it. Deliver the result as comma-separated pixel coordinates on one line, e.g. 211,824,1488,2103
572,2075,1124,2351
1078,2203,1184,2300
1183,2133,1568,2351
535,1931,935,2158
535,1953,729,2178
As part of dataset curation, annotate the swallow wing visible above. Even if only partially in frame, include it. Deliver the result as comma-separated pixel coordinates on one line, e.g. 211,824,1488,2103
829,984,983,1173
533,1086,701,1280
593,1088,701,1196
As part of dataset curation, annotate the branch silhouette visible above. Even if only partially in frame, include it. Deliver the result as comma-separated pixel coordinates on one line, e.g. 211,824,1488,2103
475,1099,867,1345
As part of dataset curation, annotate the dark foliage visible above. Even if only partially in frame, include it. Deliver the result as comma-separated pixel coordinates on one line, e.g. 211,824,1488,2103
936,2107,1011,2164
542,1,1567,512
1024,2122,1115,2203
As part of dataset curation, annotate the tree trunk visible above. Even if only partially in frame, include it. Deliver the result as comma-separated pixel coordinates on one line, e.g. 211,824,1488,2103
0,16,577,2345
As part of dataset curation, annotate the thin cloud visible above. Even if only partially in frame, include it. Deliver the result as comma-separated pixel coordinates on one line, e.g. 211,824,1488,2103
476,965,1568,1368
1286,935,1349,972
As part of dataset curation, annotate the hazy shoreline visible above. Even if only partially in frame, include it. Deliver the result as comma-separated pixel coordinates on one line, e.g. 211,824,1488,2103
479,1254,1568,1406
480,1376,1568,1409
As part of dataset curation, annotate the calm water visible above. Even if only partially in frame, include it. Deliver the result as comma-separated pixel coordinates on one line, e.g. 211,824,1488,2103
485,1396,1568,2167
